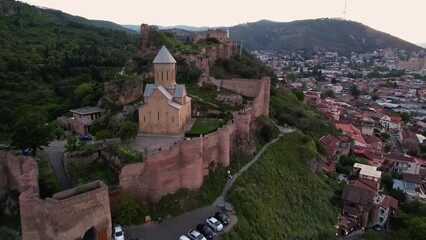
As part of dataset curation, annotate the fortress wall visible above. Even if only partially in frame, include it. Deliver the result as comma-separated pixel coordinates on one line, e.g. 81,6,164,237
118,119,245,203
30,181,111,240
0,150,113,240
0,151,24,191
118,76,270,203
212,77,271,117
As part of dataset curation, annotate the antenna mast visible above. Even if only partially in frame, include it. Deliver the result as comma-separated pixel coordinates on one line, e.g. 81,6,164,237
343,0,347,19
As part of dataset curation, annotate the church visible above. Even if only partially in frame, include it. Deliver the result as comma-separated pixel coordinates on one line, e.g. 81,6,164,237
138,46,191,135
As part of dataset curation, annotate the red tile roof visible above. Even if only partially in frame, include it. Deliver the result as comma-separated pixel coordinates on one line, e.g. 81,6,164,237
402,173,422,185
336,123,362,135
381,196,399,210
351,179,378,193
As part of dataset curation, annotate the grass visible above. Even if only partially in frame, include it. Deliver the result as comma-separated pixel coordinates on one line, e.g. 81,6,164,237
186,118,223,137
186,84,245,112
68,158,119,188
270,88,339,138
223,131,338,240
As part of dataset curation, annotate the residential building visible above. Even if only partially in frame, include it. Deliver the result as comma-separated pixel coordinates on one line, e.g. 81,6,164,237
57,106,104,135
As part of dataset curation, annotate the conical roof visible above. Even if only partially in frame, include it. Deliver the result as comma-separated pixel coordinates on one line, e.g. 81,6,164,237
152,45,176,64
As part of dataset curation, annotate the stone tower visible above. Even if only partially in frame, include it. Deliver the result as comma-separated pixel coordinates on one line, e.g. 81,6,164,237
153,45,177,87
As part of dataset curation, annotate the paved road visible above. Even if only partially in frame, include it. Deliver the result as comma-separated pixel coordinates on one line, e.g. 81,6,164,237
125,206,219,240
45,140,71,191
125,126,293,240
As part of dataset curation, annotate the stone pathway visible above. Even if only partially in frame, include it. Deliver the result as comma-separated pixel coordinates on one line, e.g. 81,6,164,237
45,140,71,191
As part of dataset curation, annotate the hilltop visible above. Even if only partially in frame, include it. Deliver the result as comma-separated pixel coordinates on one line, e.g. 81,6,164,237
228,19,422,54
0,0,138,128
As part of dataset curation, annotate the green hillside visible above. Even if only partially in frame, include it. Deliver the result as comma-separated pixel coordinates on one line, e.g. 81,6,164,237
224,130,338,239
229,19,422,54
0,0,138,129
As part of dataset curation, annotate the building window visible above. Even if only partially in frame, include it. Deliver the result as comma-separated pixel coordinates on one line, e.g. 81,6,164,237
158,112,160,120
161,72,163,81
144,116,145,122
172,117,174,123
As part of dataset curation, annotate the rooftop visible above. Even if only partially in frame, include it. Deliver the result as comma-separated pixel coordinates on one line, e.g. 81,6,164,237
353,163,382,179
70,106,104,115
153,45,176,64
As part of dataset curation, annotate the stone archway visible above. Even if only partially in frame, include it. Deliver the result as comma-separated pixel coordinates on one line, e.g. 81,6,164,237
81,227,97,240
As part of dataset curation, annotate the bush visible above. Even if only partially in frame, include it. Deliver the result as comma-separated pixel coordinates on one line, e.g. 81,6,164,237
113,195,149,226
118,122,138,142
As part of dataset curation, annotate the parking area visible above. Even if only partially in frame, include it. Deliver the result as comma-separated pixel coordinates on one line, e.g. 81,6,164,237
124,205,236,240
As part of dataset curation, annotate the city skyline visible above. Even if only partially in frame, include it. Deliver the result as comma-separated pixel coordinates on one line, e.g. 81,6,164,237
19,0,426,45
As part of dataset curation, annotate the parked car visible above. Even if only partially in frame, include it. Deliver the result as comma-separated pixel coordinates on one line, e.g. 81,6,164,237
113,224,124,240
79,135,92,141
196,223,216,240
179,235,191,240
206,217,223,232
187,229,207,240
214,212,230,226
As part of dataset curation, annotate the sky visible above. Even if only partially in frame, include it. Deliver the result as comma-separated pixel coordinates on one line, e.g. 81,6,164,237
20,0,426,44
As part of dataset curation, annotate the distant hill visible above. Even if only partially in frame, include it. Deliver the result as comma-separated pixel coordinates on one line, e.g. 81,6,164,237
417,43,426,48
123,24,211,32
0,0,138,127
228,19,422,54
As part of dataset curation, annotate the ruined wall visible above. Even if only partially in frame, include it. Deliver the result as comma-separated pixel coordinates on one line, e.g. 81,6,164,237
203,41,238,64
211,77,271,117
0,151,112,240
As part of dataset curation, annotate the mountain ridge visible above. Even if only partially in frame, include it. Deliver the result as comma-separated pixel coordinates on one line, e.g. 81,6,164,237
227,18,422,54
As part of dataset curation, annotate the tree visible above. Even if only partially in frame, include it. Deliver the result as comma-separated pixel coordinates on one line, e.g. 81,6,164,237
90,120,107,136
321,89,335,99
114,195,148,226
291,88,305,102
380,132,390,141
65,136,78,152
74,83,94,100
118,122,138,142
349,84,361,98
371,94,379,101
95,129,110,142
287,73,297,82
11,112,53,155
399,112,411,123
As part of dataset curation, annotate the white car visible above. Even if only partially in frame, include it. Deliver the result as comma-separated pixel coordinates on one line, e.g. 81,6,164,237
113,225,125,240
206,217,223,232
179,235,191,240
187,229,206,240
